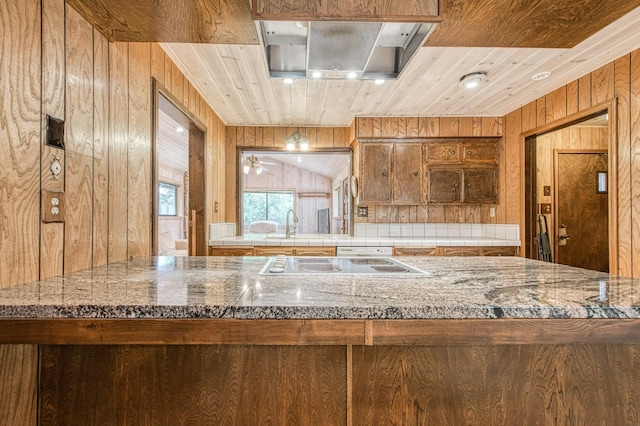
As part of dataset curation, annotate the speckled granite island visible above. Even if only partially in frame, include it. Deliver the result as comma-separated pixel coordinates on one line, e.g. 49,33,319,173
2,256,640,425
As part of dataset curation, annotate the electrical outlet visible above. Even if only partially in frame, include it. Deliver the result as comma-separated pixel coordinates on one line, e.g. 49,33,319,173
357,206,368,217
543,186,551,196
42,191,65,223
540,203,552,214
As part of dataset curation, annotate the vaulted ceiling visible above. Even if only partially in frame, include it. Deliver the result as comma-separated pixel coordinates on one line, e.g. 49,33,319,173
67,0,640,126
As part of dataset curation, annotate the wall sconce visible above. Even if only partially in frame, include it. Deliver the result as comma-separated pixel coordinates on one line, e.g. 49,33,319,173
286,131,309,151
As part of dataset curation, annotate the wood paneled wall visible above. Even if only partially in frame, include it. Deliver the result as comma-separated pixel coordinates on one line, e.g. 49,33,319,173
0,0,225,288
225,125,354,224
354,116,505,224
503,51,640,277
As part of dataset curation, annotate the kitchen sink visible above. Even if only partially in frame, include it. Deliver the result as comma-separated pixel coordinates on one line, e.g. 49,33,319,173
259,256,426,276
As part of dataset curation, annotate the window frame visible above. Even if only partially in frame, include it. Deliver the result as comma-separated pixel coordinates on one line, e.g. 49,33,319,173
158,181,179,216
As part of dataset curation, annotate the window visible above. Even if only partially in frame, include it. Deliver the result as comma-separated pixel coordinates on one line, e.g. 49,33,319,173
159,182,178,216
243,191,294,226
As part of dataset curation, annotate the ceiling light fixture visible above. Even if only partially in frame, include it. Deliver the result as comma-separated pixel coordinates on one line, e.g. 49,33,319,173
459,72,486,89
347,72,357,79
283,78,294,84
243,155,265,175
531,71,551,81
312,71,322,78
175,126,184,133
285,131,309,151
374,79,385,85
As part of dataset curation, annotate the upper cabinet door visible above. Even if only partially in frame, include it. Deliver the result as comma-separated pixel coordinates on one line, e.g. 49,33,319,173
462,142,498,164
424,142,461,164
428,169,462,203
360,143,392,204
393,144,424,204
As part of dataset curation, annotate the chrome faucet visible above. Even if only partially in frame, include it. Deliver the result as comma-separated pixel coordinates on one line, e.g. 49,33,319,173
285,209,298,239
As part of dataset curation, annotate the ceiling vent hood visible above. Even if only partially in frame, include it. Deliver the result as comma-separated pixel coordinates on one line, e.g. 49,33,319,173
259,21,436,81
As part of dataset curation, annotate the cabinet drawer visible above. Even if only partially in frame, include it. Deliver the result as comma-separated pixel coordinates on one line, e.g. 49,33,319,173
425,143,461,163
441,247,480,256
253,247,295,256
481,246,519,256
209,247,254,256
393,247,438,256
462,143,498,163
295,247,335,256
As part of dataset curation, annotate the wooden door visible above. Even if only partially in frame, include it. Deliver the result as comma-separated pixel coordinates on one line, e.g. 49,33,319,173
360,144,391,204
428,169,461,203
188,128,206,256
463,169,497,203
555,151,608,272
393,144,424,204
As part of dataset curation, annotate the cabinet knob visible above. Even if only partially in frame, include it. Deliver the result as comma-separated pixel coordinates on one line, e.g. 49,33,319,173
467,150,472,155
450,149,457,155
382,168,388,177
413,171,419,176
467,183,471,187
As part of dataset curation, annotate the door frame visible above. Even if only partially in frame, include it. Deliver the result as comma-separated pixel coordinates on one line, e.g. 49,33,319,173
152,79,207,255
522,99,618,272
553,149,609,265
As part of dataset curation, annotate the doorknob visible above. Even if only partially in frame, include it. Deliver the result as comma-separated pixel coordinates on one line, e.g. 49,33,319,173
559,224,570,246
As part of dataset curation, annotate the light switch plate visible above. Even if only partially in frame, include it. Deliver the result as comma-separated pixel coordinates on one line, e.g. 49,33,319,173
42,191,65,223
540,203,551,214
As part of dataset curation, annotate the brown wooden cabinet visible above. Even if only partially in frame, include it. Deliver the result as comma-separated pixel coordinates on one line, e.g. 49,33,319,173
210,246,336,256
425,138,498,165
464,169,497,203
393,246,519,257
427,169,462,203
424,142,461,164
360,142,424,205
208,247,254,256
462,142,498,164
253,247,296,256
481,246,520,256
392,143,425,204
360,143,392,204
294,247,336,256
393,247,438,256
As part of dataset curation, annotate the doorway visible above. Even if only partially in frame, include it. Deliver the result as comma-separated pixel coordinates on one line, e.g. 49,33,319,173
525,112,612,272
153,83,206,256
555,150,609,272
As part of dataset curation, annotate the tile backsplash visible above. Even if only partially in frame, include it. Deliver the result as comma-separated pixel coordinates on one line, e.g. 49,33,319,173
354,223,520,240
209,222,236,239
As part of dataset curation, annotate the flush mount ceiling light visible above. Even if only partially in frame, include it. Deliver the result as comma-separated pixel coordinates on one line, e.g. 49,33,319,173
243,155,265,175
175,126,184,133
285,131,309,151
459,72,486,89
531,71,551,81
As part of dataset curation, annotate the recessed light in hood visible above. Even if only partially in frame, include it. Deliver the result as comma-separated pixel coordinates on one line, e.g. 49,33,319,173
259,21,436,81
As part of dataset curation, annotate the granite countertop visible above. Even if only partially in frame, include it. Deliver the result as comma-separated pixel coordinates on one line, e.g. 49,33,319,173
209,234,521,247
0,256,638,319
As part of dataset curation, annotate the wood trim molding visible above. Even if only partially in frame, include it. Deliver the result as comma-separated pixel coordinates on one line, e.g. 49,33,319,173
252,0,441,22
2,318,640,346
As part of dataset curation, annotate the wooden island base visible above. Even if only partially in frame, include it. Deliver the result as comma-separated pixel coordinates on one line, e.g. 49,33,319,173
3,319,640,424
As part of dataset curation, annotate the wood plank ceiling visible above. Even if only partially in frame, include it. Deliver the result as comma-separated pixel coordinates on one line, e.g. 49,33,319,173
66,0,640,126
